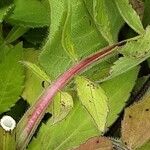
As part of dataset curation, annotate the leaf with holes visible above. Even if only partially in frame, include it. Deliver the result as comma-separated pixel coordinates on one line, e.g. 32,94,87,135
28,101,99,150
100,27,150,81
48,91,73,125
101,67,139,127
76,76,108,133
121,88,150,149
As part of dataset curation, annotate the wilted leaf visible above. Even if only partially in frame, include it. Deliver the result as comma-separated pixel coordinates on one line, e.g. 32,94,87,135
75,136,113,150
121,88,150,149
129,0,144,20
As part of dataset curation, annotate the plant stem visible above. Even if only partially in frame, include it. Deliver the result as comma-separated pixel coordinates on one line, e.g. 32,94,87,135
17,41,126,149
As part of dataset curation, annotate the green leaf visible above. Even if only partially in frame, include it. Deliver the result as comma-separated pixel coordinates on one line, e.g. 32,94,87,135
22,49,45,105
115,0,144,34
0,1,14,23
137,141,150,150
143,0,150,28
39,0,71,79
22,49,73,124
76,76,108,133
5,26,29,43
39,0,107,79
23,49,73,124
100,27,150,81
101,67,139,127
48,91,73,125
28,101,99,150
22,61,50,83
84,0,124,43
102,57,144,81
0,43,24,113
121,88,150,150
6,0,50,27
61,1,77,61
93,0,114,43
70,0,107,57
120,27,150,58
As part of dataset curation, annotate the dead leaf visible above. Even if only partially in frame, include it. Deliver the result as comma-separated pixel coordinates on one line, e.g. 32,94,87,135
121,89,150,149
74,137,113,150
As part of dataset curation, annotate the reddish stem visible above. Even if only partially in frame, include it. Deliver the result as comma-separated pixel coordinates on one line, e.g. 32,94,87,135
17,41,125,149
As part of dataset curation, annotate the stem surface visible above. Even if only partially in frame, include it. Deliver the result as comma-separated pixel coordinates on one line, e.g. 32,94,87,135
17,41,126,149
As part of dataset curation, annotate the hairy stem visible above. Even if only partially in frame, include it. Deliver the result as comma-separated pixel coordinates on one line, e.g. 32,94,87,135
17,41,126,149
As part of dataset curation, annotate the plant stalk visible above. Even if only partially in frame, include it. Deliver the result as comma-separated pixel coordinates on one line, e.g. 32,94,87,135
17,41,126,149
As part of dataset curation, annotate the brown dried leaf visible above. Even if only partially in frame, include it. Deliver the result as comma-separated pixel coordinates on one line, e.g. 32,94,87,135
129,0,144,19
121,89,150,149
75,137,113,150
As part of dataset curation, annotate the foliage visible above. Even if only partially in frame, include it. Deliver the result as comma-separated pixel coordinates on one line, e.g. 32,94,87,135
0,0,150,149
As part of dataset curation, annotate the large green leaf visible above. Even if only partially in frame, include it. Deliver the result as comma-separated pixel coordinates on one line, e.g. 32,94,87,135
115,0,144,34
28,101,99,150
6,0,50,27
39,0,71,79
39,0,107,79
101,67,139,127
76,76,108,132
84,0,124,43
0,43,24,113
